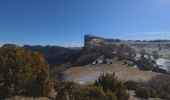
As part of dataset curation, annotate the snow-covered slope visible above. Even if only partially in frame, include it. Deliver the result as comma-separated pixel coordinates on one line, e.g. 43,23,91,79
156,58,170,72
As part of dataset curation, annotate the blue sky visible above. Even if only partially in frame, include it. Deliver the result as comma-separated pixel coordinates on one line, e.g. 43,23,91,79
0,0,170,46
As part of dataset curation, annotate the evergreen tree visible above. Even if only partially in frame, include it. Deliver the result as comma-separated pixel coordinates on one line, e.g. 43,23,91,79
0,44,51,98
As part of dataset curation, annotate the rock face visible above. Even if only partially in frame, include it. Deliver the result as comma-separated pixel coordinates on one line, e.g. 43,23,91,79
84,34,121,47
84,34,99,46
83,34,135,55
72,34,136,66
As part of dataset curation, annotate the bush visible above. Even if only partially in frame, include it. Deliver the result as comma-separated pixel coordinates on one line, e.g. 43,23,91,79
55,82,116,100
116,89,130,100
148,74,170,99
152,66,168,74
135,87,149,99
166,94,170,100
94,73,129,100
124,81,138,90
106,89,117,100
0,45,52,98
54,73,130,100
137,59,154,71
124,81,148,91
73,85,107,100
135,87,156,99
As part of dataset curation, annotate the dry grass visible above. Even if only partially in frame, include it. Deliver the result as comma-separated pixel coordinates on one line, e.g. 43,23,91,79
5,96,50,100
61,59,161,84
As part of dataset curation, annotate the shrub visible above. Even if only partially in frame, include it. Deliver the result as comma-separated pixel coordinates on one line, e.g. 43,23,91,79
116,88,130,100
0,45,52,98
106,89,117,100
135,87,149,99
73,85,107,100
54,71,170,100
56,82,77,100
55,82,115,100
135,87,156,99
158,91,167,99
124,81,148,91
54,73,129,100
152,66,167,74
94,73,129,100
148,74,170,99
137,59,154,71
166,94,170,100
124,81,138,90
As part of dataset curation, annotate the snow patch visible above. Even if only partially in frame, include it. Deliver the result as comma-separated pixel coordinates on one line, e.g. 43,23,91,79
156,58,170,71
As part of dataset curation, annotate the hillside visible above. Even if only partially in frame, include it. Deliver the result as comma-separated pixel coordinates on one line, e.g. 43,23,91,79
23,45,81,67
20,34,170,78
85,34,170,59
58,59,160,84
21,34,170,70
51,34,170,85
1,35,170,100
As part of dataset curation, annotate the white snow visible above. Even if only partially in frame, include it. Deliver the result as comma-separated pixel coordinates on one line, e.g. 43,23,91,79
135,54,141,60
135,54,152,60
156,58,170,71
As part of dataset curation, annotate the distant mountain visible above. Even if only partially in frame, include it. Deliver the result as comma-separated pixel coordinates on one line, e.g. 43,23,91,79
23,45,81,67
17,34,170,68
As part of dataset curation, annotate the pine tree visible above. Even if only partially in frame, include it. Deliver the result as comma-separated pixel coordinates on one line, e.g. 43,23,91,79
0,44,52,98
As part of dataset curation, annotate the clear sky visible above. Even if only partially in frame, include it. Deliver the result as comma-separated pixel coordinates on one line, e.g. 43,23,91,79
0,0,170,46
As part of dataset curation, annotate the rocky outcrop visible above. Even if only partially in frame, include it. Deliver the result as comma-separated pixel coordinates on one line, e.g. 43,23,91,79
85,34,170,59
84,34,103,46
72,34,136,66
84,34,121,47
83,34,135,55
